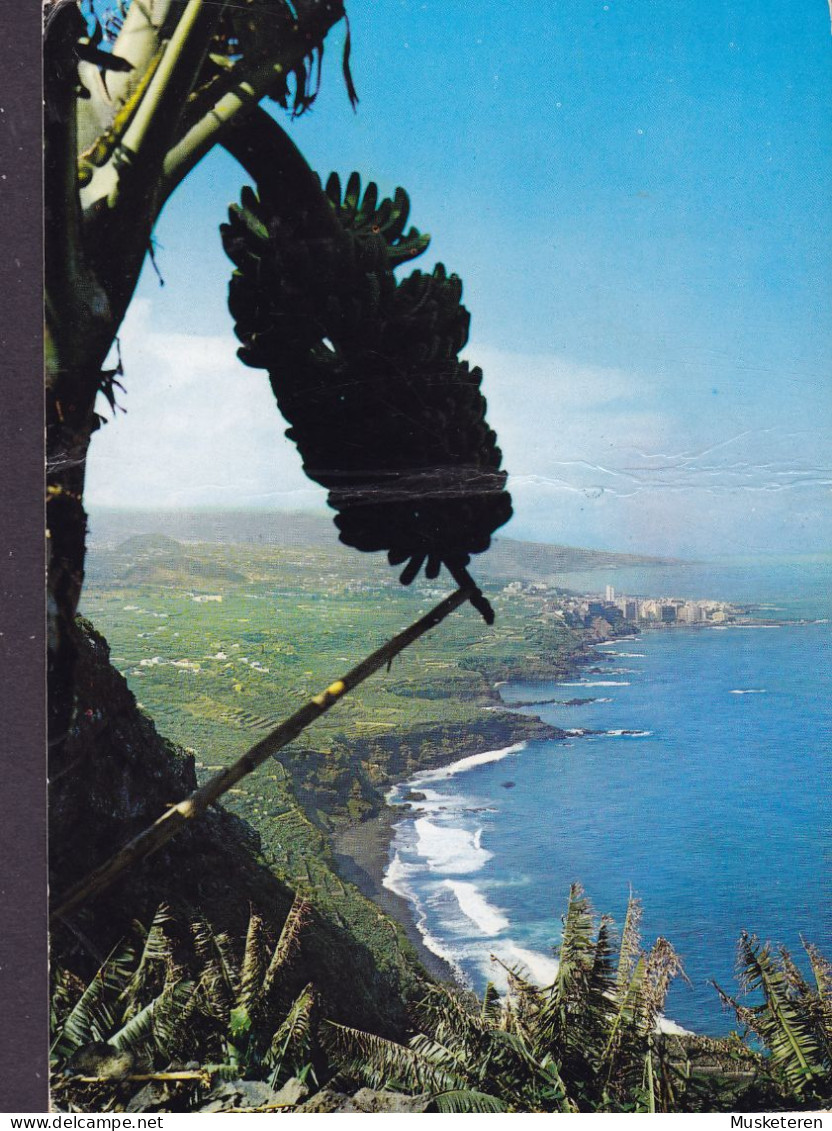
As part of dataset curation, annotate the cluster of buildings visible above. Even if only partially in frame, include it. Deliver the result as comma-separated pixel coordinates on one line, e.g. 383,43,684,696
564,584,735,628
500,581,736,629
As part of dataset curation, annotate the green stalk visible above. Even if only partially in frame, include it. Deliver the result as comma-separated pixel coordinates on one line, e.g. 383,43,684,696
81,0,225,214
51,588,472,922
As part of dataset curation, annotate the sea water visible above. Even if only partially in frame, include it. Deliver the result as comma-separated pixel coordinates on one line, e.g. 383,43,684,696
385,561,831,1035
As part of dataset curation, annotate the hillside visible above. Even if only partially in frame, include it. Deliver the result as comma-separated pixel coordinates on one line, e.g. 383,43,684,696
71,525,594,1058
86,508,678,585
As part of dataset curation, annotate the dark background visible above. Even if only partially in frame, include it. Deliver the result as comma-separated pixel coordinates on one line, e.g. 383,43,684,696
0,0,48,1113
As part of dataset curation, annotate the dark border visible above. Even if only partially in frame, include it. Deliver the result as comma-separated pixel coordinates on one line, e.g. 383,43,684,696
0,0,49,1114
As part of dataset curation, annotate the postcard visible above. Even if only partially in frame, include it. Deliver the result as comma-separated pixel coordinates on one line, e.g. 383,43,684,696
38,0,830,1117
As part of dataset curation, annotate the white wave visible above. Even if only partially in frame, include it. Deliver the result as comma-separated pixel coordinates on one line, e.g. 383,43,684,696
442,881,509,935
657,1016,694,1036
610,651,647,658
411,742,526,785
725,624,782,629
476,942,559,994
382,851,422,902
502,943,560,986
388,786,458,813
605,729,653,737
416,929,471,985
729,688,767,695
561,680,631,687
414,818,493,874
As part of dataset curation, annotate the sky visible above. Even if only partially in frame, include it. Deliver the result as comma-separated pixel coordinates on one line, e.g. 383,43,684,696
84,0,832,558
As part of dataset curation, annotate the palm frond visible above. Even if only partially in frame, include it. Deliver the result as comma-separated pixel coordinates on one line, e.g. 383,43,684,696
641,937,686,1035
191,916,238,1017
51,968,86,1032
266,983,315,1080
122,903,175,1011
324,1021,459,1094
615,892,643,1003
51,943,135,1059
239,911,269,1012
802,939,832,1050
413,983,489,1055
260,894,311,1003
432,1088,510,1113
152,976,200,1061
480,981,502,1026
732,933,825,1095
109,997,156,1057
552,884,598,1009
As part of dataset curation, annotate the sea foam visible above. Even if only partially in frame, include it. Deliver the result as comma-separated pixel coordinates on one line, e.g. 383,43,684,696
561,680,631,687
414,818,493,874
442,880,509,935
382,850,421,902
410,743,527,786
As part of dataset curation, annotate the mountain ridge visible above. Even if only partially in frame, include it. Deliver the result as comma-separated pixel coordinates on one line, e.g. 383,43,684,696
87,508,683,580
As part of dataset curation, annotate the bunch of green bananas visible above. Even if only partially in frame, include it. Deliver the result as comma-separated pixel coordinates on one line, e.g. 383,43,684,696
222,172,512,622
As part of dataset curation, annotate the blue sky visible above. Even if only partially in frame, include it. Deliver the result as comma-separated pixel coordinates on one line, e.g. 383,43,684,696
85,0,832,557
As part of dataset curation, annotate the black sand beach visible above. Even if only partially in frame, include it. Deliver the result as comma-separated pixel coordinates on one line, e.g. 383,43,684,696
332,808,460,984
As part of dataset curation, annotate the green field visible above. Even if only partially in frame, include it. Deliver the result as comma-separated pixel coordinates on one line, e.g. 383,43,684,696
80,531,577,874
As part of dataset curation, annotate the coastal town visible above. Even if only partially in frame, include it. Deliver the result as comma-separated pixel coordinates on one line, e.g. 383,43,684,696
501,581,741,630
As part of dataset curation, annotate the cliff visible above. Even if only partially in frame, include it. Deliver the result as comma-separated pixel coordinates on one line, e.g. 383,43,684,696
49,620,437,1039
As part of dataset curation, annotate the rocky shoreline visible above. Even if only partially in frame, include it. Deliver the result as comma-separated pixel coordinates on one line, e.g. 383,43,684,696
328,624,634,983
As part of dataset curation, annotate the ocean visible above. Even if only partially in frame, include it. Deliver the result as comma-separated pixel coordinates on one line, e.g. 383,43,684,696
384,559,831,1035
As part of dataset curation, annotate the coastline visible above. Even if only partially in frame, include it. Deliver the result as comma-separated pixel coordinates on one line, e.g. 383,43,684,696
332,807,461,984
328,624,633,987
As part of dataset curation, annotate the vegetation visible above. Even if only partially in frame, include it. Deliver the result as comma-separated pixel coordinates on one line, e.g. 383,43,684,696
328,886,831,1114
80,531,577,840
45,0,353,747
52,890,832,1113
52,898,319,1112
45,3,826,1115
715,934,832,1109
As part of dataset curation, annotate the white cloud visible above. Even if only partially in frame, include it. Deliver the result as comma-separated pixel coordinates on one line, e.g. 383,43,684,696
85,301,327,510
84,313,832,556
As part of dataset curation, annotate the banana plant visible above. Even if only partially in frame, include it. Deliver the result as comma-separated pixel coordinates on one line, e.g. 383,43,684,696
193,893,317,1087
715,933,832,1106
325,885,693,1113
51,905,200,1081
51,896,318,1108
44,0,352,757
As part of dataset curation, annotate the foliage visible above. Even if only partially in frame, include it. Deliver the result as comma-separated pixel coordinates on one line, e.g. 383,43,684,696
45,0,352,748
51,897,317,1110
50,888,830,1113
715,934,832,1107
325,887,832,1114
326,886,698,1112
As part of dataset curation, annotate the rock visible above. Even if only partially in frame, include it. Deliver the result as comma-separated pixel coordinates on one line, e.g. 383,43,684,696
501,780,516,789
271,1076,309,1108
297,1089,352,1113
64,1042,136,1079
403,790,427,802
125,1083,169,1113
198,1078,289,1112
345,1089,432,1113
297,1089,431,1114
